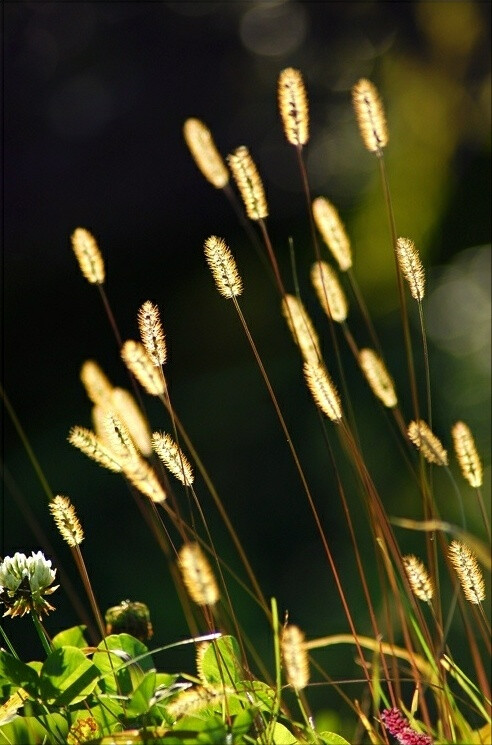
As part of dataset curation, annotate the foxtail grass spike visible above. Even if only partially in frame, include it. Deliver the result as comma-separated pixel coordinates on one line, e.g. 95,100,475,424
204,236,243,298
80,360,113,406
71,228,105,284
402,555,434,603
68,426,123,473
310,261,348,323
103,411,139,462
178,542,219,606
227,146,268,221
448,540,485,605
281,624,310,690
304,361,343,422
359,348,397,408
312,197,352,271
282,294,321,365
352,78,388,155
49,496,84,547
122,458,167,503
183,118,229,188
451,421,483,488
138,301,167,367
408,420,448,466
121,340,165,396
152,431,194,486
111,388,152,457
396,237,425,301
278,67,309,146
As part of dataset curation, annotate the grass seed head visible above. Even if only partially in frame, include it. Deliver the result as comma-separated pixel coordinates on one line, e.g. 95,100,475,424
80,360,113,406
451,421,483,488
448,540,485,605
312,197,352,271
49,496,84,547
310,261,348,323
152,432,194,486
396,237,425,301
227,146,268,221
278,67,309,146
183,118,229,188
282,294,321,365
178,542,219,606
70,227,105,284
204,236,243,298
138,301,167,367
352,78,388,154
121,340,165,396
359,348,397,408
68,426,123,473
304,360,343,422
281,624,310,690
403,555,434,602
122,458,167,503
408,420,448,466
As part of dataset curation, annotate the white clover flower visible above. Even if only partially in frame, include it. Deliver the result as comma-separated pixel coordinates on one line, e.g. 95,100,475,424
0,551,58,618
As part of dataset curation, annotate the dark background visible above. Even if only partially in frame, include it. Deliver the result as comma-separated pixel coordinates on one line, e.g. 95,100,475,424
3,1,491,734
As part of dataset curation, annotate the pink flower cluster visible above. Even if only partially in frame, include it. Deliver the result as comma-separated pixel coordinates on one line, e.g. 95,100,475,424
381,708,433,745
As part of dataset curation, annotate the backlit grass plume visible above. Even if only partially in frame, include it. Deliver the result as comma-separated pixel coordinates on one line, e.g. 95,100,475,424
204,235,243,298
312,197,352,271
359,348,397,408
80,359,113,405
304,360,343,422
71,227,105,284
281,624,310,690
68,425,123,473
282,294,321,364
152,431,194,486
448,540,485,605
310,261,348,323
183,118,229,189
396,237,426,301
403,555,434,603
138,301,167,367
352,78,388,155
178,542,219,607
121,340,165,396
227,146,268,221
49,496,84,547
278,67,309,147
408,420,448,466
452,421,483,488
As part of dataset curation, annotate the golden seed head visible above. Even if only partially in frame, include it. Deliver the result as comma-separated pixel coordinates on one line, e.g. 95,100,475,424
70,227,105,284
178,542,219,606
183,118,229,189
352,78,388,154
111,388,152,457
138,301,167,367
204,236,243,299
68,426,123,473
359,348,398,408
281,625,309,690
167,686,229,720
396,237,425,301
80,360,114,406
402,555,434,602
310,261,348,323
152,431,194,486
304,360,343,422
49,496,84,547
448,540,485,605
121,458,167,503
278,67,309,147
121,340,165,396
312,198,352,271
407,420,448,466
282,294,321,365
103,411,139,463
451,421,483,488
227,146,268,221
